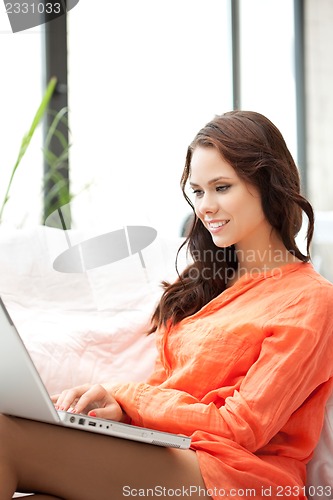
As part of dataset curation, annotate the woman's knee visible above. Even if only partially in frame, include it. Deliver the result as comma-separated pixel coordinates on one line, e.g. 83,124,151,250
0,414,21,456
0,413,13,439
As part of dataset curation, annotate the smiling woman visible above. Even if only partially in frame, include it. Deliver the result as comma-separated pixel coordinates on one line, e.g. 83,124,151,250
1,110,333,500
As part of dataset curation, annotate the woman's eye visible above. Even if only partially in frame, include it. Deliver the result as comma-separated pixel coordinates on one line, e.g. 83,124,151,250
216,185,231,192
191,189,203,197
190,185,231,197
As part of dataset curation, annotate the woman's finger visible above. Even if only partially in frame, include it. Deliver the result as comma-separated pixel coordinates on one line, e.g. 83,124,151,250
86,399,125,422
53,384,92,411
73,384,109,414
51,384,126,422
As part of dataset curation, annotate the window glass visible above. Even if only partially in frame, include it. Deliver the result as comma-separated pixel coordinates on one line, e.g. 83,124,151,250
239,0,297,158
0,7,43,226
67,0,232,237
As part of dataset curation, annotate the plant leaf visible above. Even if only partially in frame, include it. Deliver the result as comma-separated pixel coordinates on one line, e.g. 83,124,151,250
0,77,57,222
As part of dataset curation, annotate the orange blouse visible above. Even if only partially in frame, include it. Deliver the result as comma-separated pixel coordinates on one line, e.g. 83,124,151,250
114,262,333,499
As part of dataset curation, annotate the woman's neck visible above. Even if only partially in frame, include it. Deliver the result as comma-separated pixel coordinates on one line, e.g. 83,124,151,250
227,232,302,287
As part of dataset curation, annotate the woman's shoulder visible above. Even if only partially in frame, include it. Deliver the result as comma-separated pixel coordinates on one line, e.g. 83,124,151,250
290,262,333,292
246,262,333,321
267,262,333,323
268,261,332,287
239,264,333,349
241,261,332,299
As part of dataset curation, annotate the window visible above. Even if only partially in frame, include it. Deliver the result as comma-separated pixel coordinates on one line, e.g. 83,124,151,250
238,0,297,158
0,6,43,226
67,0,233,237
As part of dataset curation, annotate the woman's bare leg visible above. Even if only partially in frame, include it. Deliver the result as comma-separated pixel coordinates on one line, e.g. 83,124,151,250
0,415,207,500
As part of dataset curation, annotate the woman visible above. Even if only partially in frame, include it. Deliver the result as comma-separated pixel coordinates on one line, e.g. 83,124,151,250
1,111,333,499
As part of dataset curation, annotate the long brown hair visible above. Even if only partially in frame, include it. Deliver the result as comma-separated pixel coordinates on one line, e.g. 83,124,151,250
150,111,314,331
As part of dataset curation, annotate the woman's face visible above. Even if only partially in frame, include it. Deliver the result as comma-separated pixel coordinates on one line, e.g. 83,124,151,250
189,146,272,254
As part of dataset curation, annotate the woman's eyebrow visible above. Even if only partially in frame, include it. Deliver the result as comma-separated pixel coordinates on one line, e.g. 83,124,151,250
189,176,232,187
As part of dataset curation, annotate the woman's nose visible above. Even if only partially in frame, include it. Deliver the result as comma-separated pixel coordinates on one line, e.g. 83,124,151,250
197,192,219,215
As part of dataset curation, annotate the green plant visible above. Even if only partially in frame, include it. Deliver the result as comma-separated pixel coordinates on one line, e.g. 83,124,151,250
0,77,57,223
0,77,91,226
42,106,93,226
43,106,71,222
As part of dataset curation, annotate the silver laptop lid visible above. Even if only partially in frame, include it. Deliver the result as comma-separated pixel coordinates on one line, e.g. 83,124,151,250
0,297,191,449
0,297,60,424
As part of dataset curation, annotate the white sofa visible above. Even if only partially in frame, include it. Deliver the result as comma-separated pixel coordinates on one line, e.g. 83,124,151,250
0,225,331,499
0,225,187,394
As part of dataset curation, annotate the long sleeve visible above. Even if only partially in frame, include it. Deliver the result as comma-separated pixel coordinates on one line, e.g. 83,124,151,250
113,277,333,454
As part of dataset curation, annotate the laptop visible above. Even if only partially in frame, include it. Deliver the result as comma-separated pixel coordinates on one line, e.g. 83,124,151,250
0,297,191,449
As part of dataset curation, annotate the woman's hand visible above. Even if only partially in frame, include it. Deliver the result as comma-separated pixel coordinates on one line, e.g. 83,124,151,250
51,383,126,422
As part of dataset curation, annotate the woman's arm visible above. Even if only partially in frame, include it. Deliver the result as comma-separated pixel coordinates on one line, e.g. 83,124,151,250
52,383,128,421
51,350,167,421
113,302,333,452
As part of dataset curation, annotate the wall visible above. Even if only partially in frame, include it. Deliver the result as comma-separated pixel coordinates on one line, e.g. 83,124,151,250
305,0,333,281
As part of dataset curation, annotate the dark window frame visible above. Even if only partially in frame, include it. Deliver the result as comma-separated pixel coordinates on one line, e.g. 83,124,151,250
42,11,70,224
230,0,307,194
